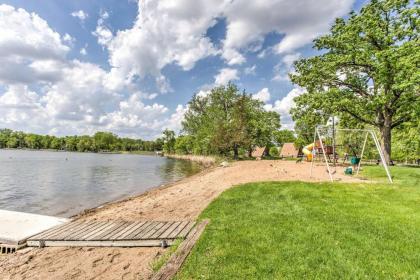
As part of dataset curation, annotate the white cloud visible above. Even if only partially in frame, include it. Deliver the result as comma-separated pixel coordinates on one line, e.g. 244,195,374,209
252,88,270,103
71,10,88,22
273,52,301,81
214,0,352,63
214,68,239,86
0,4,70,85
98,0,353,87
221,0,354,60
244,65,256,75
165,104,188,132
0,1,355,138
92,11,113,47
80,47,87,56
0,5,178,138
265,87,305,129
101,0,219,92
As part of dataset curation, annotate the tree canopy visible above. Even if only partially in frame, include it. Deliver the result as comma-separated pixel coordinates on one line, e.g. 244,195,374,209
290,0,419,162
0,129,163,152
181,83,281,158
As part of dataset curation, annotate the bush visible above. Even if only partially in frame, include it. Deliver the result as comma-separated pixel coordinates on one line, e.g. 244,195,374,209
269,146,279,157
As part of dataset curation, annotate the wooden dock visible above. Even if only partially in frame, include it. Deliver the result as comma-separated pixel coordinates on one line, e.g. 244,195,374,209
27,220,195,248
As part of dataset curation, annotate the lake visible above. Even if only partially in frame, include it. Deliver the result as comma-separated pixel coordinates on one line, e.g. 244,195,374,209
0,149,201,217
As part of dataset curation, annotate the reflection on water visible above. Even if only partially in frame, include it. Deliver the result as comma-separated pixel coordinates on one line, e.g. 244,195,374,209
0,150,201,217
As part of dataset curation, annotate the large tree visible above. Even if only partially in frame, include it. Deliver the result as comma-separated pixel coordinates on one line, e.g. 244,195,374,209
290,0,419,162
182,83,280,158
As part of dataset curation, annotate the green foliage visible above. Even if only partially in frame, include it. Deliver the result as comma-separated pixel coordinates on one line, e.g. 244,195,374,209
273,129,296,146
174,135,194,154
182,83,281,158
269,146,279,157
162,129,176,154
290,0,419,162
177,167,420,279
0,129,163,153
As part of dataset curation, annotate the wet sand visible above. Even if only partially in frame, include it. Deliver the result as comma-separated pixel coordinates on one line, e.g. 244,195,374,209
0,160,362,280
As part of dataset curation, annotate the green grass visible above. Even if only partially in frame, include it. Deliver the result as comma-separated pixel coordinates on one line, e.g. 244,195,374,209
176,166,420,279
151,239,183,272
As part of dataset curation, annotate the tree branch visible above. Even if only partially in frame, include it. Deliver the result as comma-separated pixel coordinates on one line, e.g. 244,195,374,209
341,107,377,126
391,115,412,128
330,79,370,98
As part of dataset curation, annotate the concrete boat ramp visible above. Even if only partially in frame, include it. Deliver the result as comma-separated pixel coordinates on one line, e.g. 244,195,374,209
0,209,69,253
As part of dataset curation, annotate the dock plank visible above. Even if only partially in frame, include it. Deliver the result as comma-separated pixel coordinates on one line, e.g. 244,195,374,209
142,222,166,239
166,221,189,239
128,221,156,239
79,222,108,240
71,221,105,240
150,222,174,239
84,223,116,241
46,221,86,240
178,221,196,238
159,221,182,239
116,222,146,240
64,221,99,240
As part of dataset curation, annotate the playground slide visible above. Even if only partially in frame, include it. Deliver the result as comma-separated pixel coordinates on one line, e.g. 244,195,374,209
302,143,314,161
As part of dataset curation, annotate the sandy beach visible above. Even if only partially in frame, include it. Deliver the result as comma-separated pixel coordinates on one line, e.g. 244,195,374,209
0,160,362,280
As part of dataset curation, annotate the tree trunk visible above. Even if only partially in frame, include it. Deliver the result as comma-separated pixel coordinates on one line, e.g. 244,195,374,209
248,147,253,158
233,144,239,160
380,122,392,164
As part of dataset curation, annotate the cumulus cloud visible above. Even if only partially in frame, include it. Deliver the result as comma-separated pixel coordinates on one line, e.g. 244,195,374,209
0,5,175,138
0,5,70,84
252,88,271,103
214,68,239,86
92,10,113,47
71,10,88,22
97,0,353,87
244,65,256,75
80,47,87,56
265,87,305,129
101,0,219,92
273,52,301,81
220,0,353,63
0,1,355,138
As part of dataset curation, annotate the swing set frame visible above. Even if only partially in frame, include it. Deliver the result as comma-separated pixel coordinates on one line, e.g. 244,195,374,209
310,126,393,183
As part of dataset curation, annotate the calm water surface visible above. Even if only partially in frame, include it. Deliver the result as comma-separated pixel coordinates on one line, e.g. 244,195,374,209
0,150,201,217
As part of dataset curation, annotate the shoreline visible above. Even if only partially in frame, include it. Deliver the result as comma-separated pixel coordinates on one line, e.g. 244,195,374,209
71,154,215,219
0,147,157,156
165,154,217,167
71,164,216,220
0,160,364,279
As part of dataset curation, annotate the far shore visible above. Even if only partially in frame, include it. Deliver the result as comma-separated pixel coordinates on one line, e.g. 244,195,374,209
0,147,157,155
0,160,364,280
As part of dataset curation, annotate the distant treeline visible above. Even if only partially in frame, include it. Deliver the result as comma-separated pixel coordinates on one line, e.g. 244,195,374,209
0,129,163,152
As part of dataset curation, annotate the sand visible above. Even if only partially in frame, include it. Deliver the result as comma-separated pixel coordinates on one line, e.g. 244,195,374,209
0,160,362,280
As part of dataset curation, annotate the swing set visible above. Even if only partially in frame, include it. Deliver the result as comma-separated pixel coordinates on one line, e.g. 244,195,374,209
309,125,393,183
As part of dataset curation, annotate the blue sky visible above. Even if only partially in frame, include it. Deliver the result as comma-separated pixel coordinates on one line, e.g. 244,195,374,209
0,0,366,139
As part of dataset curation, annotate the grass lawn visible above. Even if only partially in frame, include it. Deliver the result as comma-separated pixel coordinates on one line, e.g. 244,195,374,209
176,166,420,279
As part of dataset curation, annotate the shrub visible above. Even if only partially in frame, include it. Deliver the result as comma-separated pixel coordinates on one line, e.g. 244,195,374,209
269,146,279,157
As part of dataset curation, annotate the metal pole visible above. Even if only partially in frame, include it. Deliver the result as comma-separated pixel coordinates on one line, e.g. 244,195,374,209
332,116,336,169
370,131,393,183
317,129,334,182
310,127,317,178
356,132,368,175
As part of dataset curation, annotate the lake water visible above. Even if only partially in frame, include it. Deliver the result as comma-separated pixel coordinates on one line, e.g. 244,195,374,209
0,150,201,217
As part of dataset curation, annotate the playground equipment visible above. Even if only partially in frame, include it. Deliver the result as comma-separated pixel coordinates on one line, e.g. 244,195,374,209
302,143,314,161
309,125,393,183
